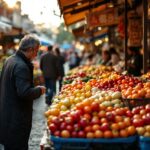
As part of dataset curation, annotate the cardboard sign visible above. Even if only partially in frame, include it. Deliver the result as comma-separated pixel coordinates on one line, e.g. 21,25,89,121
86,8,118,28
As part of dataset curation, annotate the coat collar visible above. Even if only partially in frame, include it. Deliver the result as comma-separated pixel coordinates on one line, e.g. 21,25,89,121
16,50,33,70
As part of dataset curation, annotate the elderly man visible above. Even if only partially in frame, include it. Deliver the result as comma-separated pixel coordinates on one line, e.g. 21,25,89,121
0,34,46,150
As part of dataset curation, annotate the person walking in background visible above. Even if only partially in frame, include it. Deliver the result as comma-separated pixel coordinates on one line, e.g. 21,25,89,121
40,45,59,105
0,34,46,150
54,47,65,91
109,47,120,66
127,47,143,76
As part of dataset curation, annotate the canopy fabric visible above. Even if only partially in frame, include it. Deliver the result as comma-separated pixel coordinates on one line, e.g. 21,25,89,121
58,0,109,26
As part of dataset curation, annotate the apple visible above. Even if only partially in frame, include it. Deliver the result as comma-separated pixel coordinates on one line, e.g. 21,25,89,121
79,118,89,128
126,110,133,117
98,110,106,118
71,131,78,138
91,117,101,125
132,118,144,127
65,116,74,125
49,123,57,134
94,130,103,138
106,112,115,121
54,130,61,137
91,102,100,112
132,107,140,114
74,124,81,131
66,125,73,132
84,125,92,133
142,115,150,125
61,130,70,138
60,122,67,130
100,123,109,131
136,127,145,135
78,131,86,138
145,104,150,113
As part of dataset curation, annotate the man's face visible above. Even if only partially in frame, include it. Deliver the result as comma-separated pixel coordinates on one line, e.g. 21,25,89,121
30,45,39,60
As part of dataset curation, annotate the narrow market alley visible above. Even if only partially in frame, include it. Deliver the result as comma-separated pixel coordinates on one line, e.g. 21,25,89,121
29,95,47,150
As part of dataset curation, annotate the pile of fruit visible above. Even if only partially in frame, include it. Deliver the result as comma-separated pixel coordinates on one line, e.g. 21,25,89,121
141,72,150,81
45,65,150,139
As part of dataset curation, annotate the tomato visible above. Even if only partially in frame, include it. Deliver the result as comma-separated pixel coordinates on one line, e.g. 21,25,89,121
86,132,94,138
118,122,126,129
106,106,113,112
115,108,125,116
127,126,136,135
94,130,103,138
132,118,144,127
49,123,57,134
92,124,100,131
112,130,119,138
54,131,61,137
120,129,128,137
91,102,100,112
82,99,92,107
124,118,131,127
61,130,70,138
104,130,113,138
84,106,92,113
101,118,108,123
76,103,84,110
78,131,86,138
111,123,119,130
83,113,91,120
84,126,92,133
115,116,123,122
136,127,145,135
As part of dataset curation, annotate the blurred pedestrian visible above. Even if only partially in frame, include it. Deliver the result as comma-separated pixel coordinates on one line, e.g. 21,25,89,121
109,47,120,66
0,34,46,150
99,50,111,66
40,45,59,105
54,47,65,91
68,50,76,69
127,47,143,76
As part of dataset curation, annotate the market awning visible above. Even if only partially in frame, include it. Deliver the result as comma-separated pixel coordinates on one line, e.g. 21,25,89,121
72,25,108,39
58,0,110,26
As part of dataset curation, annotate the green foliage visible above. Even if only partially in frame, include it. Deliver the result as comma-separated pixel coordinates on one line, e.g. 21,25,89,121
56,23,74,44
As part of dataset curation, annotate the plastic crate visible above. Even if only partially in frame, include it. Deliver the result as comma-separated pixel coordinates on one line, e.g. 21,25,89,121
139,136,150,150
50,136,91,150
50,136,137,150
121,98,150,110
91,136,138,150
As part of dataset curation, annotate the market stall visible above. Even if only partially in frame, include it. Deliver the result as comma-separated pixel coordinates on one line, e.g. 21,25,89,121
43,65,150,150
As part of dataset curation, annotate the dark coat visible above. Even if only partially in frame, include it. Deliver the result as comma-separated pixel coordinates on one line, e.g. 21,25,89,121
40,52,59,80
57,55,65,77
0,51,42,150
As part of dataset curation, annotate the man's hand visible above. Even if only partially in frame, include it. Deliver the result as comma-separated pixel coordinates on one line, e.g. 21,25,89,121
37,86,46,95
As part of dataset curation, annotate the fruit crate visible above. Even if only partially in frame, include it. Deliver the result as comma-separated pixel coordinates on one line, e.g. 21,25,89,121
139,136,150,150
50,136,138,150
50,136,91,150
121,98,150,110
91,136,138,150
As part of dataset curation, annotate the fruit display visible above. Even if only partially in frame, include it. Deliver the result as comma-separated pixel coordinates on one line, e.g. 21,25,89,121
131,104,150,137
63,65,113,84
141,72,150,81
47,105,136,138
45,64,150,142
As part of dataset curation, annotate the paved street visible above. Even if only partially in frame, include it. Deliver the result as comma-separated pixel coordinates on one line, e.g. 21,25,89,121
29,95,47,150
